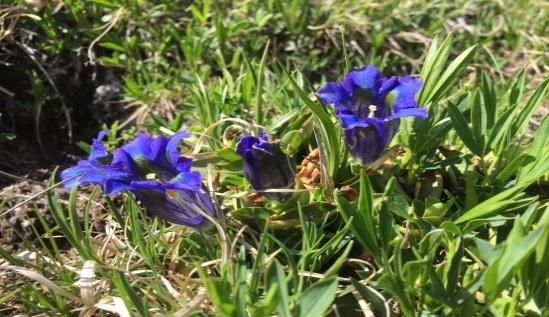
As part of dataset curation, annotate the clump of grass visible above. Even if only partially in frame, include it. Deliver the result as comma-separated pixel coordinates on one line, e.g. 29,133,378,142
2,0,547,133
1,1,549,316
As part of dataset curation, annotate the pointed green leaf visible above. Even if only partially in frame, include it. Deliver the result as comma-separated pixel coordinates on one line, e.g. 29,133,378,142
448,102,482,155
297,278,337,317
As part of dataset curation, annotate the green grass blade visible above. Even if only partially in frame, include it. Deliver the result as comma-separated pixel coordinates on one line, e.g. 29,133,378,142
427,44,477,104
112,270,151,317
296,277,337,317
255,41,270,125
471,90,487,153
267,261,291,317
447,102,482,156
512,78,549,136
418,34,453,106
455,185,526,225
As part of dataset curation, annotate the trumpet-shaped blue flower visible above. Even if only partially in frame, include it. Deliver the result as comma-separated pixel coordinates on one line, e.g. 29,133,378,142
61,131,216,227
317,65,426,163
236,131,295,201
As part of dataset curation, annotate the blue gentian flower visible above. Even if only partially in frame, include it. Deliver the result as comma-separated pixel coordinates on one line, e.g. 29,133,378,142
61,131,216,227
236,131,295,201
317,65,426,164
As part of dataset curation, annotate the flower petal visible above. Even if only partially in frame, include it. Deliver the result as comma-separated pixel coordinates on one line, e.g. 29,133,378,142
341,65,386,98
60,160,132,193
337,114,362,129
386,76,422,111
166,171,203,191
89,130,110,162
166,130,192,171
343,117,398,164
121,133,153,161
149,135,170,164
316,82,351,107
344,125,385,164
236,135,260,159
128,180,165,192
60,164,91,190
386,107,428,120
378,76,399,98
103,179,131,195
133,189,206,226
111,149,137,175
236,133,295,201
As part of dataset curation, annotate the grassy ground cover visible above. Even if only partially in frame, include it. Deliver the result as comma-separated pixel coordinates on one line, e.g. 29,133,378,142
0,0,548,316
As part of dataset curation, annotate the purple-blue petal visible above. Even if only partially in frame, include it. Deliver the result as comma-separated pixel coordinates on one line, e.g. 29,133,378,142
60,159,132,193
132,189,206,226
343,118,400,164
337,114,361,129
387,107,428,120
166,130,191,171
341,65,386,99
60,164,91,190
258,130,269,142
149,135,170,163
111,149,137,175
378,76,399,98
128,180,165,192
131,186,215,227
316,82,351,107
89,130,110,162
344,125,385,164
166,171,203,191
387,76,422,111
236,135,260,159
236,133,295,201
61,129,214,228
103,179,132,195
121,133,153,161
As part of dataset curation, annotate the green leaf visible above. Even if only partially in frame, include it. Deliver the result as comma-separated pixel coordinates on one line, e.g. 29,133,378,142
455,185,526,225
235,247,248,317
89,0,119,8
255,41,270,125
351,279,389,317
197,265,235,317
495,153,527,182
507,69,526,108
357,172,378,248
217,148,241,162
486,106,515,153
297,278,338,317
470,90,487,153
418,34,453,105
112,271,151,317
280,64,341,180
267,261,291,317
445,238,464,294
512,77,549,136
484,223,546,300
252,283,279,317
47,170,97,260
426,44,477,104
517,115,549,183
323,240,354,277
447,102,482,155
424,265,451,305
423,197,453,225
334,191,378,256
282,129,308,152
415,116,453,157
99,41,125,52
379,202,396,248
480,72,496,128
